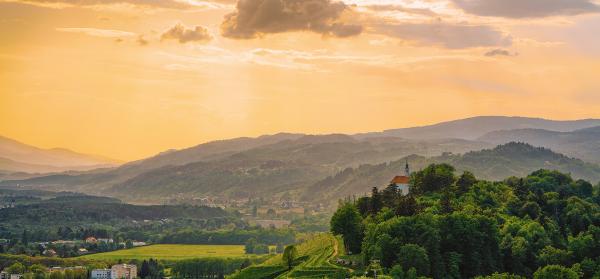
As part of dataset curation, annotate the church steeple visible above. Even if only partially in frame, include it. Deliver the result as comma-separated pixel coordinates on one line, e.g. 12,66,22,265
405,161,410,177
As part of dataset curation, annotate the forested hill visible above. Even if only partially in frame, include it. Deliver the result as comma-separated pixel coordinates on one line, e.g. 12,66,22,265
330,164,600,278
305,142,600,202
479,126,600,163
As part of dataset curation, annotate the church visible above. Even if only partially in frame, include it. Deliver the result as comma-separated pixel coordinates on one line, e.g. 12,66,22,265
390,162,411,196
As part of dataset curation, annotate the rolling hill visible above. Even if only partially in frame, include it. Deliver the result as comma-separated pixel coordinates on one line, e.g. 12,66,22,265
3,116,600,203
0,136,491,200
303,142,600,202
478,126,600,163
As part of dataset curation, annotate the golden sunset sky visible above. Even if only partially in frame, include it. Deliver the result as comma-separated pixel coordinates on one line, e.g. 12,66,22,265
1,0,600,161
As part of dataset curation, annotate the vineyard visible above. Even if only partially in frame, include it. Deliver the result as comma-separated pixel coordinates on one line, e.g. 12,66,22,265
229,233,350,279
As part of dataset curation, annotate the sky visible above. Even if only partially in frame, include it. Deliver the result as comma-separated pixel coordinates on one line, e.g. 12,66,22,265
1,0,600,161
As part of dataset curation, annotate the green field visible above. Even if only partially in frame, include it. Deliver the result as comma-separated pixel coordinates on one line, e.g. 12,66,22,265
229,234,350,279
80,244,262,261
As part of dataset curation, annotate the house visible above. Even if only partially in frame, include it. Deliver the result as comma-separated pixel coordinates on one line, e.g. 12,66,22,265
91,269,111,279
10,275,22,279
78,248,89,254
110,264,137,279
390,162,411,196
98,238,114,244
1,271,9,279
85,237,98,244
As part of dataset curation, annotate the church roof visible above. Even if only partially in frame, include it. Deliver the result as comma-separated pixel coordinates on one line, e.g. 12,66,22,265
391,175,410,184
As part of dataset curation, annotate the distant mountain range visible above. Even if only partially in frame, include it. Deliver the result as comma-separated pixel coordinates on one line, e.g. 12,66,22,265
0,136,120,173
2,116,600,202
356,116,600,140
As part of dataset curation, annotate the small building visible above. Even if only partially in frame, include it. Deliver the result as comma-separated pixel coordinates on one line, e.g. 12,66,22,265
111,264,137,279
10,275,22,279
91,269,111,279
1,271,10,279
390,162,411,196
131,241,147,247
78,248,89,254
85,237,98,244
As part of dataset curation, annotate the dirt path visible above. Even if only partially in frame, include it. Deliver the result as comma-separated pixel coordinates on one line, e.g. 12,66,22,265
331,236,339,259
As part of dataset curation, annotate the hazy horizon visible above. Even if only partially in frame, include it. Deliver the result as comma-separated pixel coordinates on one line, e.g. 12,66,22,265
2,114,600,162
2,0,600,160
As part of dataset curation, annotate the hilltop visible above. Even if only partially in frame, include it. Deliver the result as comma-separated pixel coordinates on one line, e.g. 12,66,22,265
479,126,600,163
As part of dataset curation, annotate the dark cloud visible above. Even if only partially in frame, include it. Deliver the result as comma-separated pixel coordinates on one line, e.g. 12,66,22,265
365,4,437,17
221,0,362,39
161,23,212,43
484,48,517,57
375,22,512,49
451,0,600,18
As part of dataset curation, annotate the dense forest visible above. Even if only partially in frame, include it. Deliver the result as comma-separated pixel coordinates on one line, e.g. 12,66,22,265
331,164,600,278
0,195,238,240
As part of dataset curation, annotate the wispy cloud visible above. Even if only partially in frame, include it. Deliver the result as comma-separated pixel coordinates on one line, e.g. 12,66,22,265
55,27,136,38
374,21,512,49
451,0,600,18
1,0,230,10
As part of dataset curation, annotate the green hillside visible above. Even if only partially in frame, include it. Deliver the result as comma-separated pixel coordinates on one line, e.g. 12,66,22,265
329,162,600,278
229,234,349,279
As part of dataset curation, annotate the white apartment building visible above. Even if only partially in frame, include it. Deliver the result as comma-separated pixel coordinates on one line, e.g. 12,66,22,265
91,269,111,279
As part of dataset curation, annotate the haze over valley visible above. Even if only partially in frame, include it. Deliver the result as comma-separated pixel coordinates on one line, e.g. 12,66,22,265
3,116,600,205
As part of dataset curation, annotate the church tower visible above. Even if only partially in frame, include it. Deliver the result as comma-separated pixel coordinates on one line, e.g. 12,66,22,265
405,161,410,177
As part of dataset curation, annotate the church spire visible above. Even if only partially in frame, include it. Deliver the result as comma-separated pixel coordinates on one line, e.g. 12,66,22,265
405,161,410,177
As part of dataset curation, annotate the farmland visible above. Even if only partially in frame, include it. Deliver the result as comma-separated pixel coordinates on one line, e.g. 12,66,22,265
79,244,263,261
229,233,350,279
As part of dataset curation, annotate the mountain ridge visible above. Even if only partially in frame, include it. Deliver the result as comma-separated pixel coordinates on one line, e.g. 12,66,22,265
0,135,121,175
354,116,600,140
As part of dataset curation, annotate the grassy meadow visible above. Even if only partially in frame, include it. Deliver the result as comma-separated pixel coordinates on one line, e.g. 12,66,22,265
79,244,262,261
